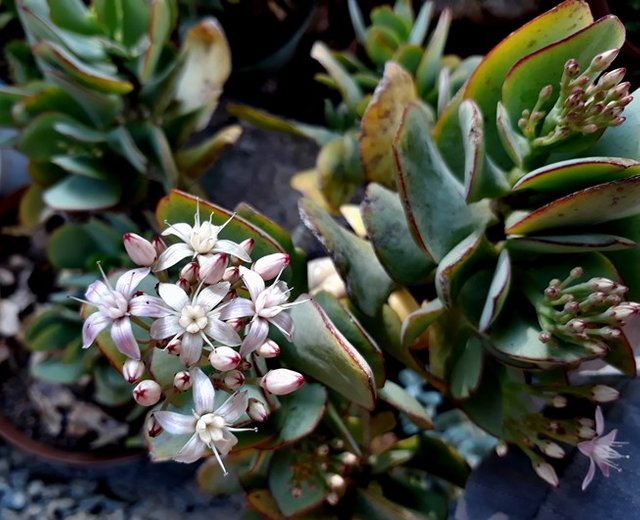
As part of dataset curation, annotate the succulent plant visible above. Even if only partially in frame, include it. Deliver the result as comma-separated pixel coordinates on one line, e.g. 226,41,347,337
0,0,238,222
230,0,479,212
299,0,640,487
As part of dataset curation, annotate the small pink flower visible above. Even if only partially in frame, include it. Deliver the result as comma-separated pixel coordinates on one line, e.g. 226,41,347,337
123,233,157,267
252,253,290,281
133,380,162,406
577,406,628,490
260,368,304,396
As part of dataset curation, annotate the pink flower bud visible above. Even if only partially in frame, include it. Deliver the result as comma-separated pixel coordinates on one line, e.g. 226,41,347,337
180,262,199,283
223,266,240,284
199,254,228,284
133,380,162,406
256,339,280,358
167,338,181,356
147,415,163,437
240,238,255,258
542,442,565,459
496,442,508,457
260,369,304,395
247,398,269,422
209,346,241,371
122,359,145,383
534,462,559,487
327,474,346,491
152,236,166,255
176,278,190,292
224,369,245,390
552,395,567,408
226,318,244,332
591,384,619,402
123,233,157,267
252,253,290,280
173,371,192,392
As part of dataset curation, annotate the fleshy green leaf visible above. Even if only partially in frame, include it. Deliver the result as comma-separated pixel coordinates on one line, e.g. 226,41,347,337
43,175,122,211
139,0,176,81
279,297,377,410
415,8,450,98
299,198,395,316
506,234,636,253
312,41,363,110
379,380,433,429
400,299,445,348
393,102,480,262
176,125,242,180
362,183,434,284
506,176,640,235
479,250,511,331
450,335,484,399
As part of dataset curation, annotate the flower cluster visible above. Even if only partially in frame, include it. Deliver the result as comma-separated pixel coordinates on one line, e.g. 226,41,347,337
79,207,305,471
518,49,632,147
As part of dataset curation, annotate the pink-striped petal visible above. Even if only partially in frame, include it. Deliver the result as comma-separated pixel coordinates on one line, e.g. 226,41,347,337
174,433,207,463
82,311,111,348
111,317,140,360
216,391,248,424
129,295,171,317
268,312,294,340
582,458,596,490
192,368,215,415
153,411,196,434
239,318,269,357
218,298,254,320
155,243,194,271
115,267,150,298
214,239,252,262
180,333,204,366
150,315,182,340
85,280,111,306
240,266,265,302
158,283,190,312
196,282,231,311
205,319,242,347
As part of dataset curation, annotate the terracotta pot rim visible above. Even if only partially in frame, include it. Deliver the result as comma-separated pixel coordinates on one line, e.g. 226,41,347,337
0,411,146,467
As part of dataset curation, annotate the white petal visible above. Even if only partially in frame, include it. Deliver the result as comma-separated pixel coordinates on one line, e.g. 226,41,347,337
180,333,204,366
240,266,265,302
205,319,242,346
114,267,150,298
218,298,254,320
239,318,269,357
196,282,231,311
595,406,604,436
85,280,112,305
150,315,182,339
214,239,252,262
161,223,193,242
192,367,215,415
111,318,140,360
158,283,190,312
268,312,294,340
153,411,196,434
214,429,238,457
82,311,111,348
216,391,248,424
129,295,171,317
174,433,207,463
155,243,194,271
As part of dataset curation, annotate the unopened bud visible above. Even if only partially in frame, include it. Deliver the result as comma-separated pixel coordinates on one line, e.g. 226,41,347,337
173,370,192,391
147,415,163,437
226,318,244,332
545,286,560,299
564,58,580,77
564,301,579,314
199,253,228,284
579,417,595,427
609,82,631,99
582,123,599,134
167,338,181,355
586,341,608,355
317,444,330,457
252,253,290,280
260,369,305,395
579,426,596,438
591,49,619,72
599,68,626,89
601,327,621,339
539,331,552,343
176,278,190,292
123,359,145,383
327,474,346,491
180,262,199,283
240,238,255,257
590,278,616,292
542,442,565,459
223,266,240,284
592,385,619,402
133,380,162,406
534,462,559,487
340,452,358,465
152,236,166,256
326,492,340,506
552,395,568,408
209,346,241,371
247,398,269,422
224,369,245,390
256,339,280,358
567,319,587,333
123,233,157,267
496,442,508,457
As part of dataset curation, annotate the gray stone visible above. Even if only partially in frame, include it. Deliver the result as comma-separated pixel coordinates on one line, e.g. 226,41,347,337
70,479,98,498
46,497,76,516
26,479,45,498
1,490,27,510
9,469,28,488
0,508,24,520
